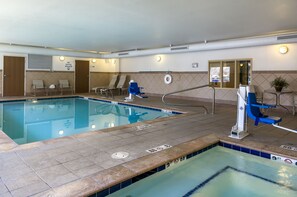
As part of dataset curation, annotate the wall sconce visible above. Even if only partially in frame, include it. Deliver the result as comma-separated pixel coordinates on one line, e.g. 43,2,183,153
156,56,162,62
279,46,288,54
91,59,96,63
59,56,65,61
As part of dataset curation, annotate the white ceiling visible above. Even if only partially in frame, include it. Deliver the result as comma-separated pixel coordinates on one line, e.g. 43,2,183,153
1,0,297,53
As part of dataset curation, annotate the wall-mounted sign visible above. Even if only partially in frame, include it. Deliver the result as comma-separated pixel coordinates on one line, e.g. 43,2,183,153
210,67,221,82
65,62,73,70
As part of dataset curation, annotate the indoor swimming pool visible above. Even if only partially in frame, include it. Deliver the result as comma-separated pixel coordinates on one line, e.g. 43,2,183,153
109,146,297,197
0,97,176,144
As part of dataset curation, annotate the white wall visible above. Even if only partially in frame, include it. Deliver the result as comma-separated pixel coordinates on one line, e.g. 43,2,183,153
52,56,75,71
52,56,119,72
89,59,119,72
0,53,119,72
120,43,297,72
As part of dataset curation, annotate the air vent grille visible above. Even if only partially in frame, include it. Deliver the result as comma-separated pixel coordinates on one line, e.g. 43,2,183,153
277,34,297,40
118,52,129,56
170,46,189,51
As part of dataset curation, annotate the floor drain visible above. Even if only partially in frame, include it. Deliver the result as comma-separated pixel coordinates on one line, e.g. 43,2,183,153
111,152,129,159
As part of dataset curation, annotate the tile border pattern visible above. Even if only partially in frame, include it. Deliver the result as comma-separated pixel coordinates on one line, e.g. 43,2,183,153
89,141,297,197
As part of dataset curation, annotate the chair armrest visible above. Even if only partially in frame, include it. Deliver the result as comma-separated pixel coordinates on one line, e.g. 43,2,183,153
251,103,276,109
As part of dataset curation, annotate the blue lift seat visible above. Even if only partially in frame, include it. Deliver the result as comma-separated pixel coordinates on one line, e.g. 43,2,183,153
247,92,282,126
128,82,148,98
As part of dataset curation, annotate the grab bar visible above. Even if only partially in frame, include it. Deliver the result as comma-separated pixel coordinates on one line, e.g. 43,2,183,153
162,84,216,114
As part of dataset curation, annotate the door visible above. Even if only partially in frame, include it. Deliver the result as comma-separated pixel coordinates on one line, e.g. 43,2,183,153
3,56,25,96
75,60,89,93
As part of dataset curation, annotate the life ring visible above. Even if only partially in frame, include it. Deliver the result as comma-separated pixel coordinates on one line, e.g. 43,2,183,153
164,74,172,85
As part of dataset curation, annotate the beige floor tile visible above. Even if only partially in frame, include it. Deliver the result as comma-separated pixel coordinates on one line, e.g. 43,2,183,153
10,181,50,197
54,151,82,163
3,172,42,191
36,164,78,187
72,164,104,178
63,157,95,171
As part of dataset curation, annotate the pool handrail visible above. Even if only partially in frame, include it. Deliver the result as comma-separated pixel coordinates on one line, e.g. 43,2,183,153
162,84,215,114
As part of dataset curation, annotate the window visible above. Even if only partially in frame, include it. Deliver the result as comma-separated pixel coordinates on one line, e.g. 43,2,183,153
28,54,52,70
209,59,251,88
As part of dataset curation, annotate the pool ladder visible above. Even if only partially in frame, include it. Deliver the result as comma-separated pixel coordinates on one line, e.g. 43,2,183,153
162,84,216,114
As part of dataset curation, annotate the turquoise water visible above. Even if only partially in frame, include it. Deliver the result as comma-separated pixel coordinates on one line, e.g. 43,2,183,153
0,98,174,144
109,147,297,197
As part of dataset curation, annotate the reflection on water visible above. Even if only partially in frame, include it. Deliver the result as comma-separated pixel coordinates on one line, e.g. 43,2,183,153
0,98,173,144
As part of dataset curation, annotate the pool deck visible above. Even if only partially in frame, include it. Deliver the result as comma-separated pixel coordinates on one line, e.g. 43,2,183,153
0,94,296,197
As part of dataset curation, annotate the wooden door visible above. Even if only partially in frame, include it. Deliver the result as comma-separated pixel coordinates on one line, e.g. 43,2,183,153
75,60,89,93
3,56,25,96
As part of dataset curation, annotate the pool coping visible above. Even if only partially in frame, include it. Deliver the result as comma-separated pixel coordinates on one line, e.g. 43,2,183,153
0,95,187,152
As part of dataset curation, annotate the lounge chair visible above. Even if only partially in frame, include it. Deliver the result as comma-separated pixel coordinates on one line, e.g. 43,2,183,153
58,80,74,95
32,80,46,96
116,75,128,95
248,85,263,103
93,75,118,97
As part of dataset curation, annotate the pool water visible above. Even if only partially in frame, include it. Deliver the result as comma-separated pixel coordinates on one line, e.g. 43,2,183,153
109,146,297,197
0,98,174,144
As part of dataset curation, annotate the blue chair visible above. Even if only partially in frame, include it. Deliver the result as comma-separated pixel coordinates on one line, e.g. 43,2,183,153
128,82,148,98
247,92,282,126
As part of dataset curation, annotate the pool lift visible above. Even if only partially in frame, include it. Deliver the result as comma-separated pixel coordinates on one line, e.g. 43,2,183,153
124,80,148,102
230,85,297,139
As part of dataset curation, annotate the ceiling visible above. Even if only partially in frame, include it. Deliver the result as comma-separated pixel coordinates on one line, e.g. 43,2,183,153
1,0,297,53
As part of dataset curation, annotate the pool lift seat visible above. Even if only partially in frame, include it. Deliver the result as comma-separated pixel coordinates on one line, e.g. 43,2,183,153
125,80,148,102
247,92,282,126
246,92,297,134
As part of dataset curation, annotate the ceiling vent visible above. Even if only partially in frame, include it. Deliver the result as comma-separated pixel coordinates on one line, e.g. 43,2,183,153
118,52,129,56
170,46,189,51
277,34,297,40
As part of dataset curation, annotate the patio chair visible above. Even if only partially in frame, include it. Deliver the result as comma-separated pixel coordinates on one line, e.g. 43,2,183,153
32,80,46,96
58,80,74,95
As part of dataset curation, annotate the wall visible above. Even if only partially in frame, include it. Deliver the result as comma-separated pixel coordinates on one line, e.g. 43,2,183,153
26,71,75,95
0,52,119,95
120,44,297,72
120,43,297,105
1,43,296,106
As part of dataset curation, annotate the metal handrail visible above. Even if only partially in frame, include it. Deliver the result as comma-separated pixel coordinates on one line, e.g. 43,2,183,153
162,84,216,114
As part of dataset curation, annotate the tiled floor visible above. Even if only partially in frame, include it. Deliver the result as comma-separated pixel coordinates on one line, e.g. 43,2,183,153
0,94,296,196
